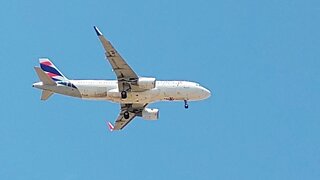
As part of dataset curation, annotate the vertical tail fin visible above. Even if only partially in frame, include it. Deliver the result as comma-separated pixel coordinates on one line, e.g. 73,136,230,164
39,58,68,81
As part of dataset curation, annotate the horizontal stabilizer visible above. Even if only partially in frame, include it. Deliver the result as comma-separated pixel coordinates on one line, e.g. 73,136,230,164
34,67,56,85
41,90,53,101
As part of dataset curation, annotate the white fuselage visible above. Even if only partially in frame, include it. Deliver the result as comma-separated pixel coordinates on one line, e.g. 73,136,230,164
33,80,211,104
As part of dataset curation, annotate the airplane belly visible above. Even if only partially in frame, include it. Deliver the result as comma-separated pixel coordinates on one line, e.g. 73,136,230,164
77,86,108,99
48,85,81,98
130,89,160,103
109,88,161,103
159,87,186,101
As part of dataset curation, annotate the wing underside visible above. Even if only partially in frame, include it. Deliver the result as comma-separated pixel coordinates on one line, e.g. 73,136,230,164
112,103,148,130
94,26,149,130
94,26,142,92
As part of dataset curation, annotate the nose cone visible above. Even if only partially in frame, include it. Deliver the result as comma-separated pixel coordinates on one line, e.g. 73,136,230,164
201,87,211,99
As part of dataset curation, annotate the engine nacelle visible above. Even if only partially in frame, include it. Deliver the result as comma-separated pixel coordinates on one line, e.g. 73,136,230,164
142,108,159,120
137,77,156,90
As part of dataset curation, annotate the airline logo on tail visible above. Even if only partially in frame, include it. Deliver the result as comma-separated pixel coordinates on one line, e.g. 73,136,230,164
39,58,68,81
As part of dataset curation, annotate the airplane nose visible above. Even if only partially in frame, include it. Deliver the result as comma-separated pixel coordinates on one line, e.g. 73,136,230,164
201,87,211,99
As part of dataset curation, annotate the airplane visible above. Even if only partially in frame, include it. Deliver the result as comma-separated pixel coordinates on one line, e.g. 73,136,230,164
32,26,211,131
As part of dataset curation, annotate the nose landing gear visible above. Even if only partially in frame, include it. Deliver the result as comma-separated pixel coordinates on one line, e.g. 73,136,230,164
184,100,189,109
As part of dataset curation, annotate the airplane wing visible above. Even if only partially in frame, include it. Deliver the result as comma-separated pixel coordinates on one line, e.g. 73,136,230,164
110,103,148,131
94,26,141,92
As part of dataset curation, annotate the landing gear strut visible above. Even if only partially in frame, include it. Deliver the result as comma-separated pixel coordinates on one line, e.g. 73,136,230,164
124,111,130,119
184,100,189,109
121,91,127,99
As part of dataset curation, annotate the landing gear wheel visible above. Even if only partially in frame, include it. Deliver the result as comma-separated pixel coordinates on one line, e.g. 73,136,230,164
124,111,130,119
121,91,127,99
184,100,189,109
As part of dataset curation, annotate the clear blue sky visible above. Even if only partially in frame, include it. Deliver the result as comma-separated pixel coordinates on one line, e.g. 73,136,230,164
0,0,319,179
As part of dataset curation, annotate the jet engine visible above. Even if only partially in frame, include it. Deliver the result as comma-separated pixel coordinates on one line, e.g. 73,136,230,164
142,108,159,120
137,77,156,90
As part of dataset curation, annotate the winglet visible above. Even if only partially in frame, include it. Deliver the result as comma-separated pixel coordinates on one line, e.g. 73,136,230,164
94,26,103,36
107,122,114,132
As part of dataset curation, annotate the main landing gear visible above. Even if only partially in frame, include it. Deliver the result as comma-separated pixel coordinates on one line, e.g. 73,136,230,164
184,100,189,109
124,111,130,119
121,91,127,99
